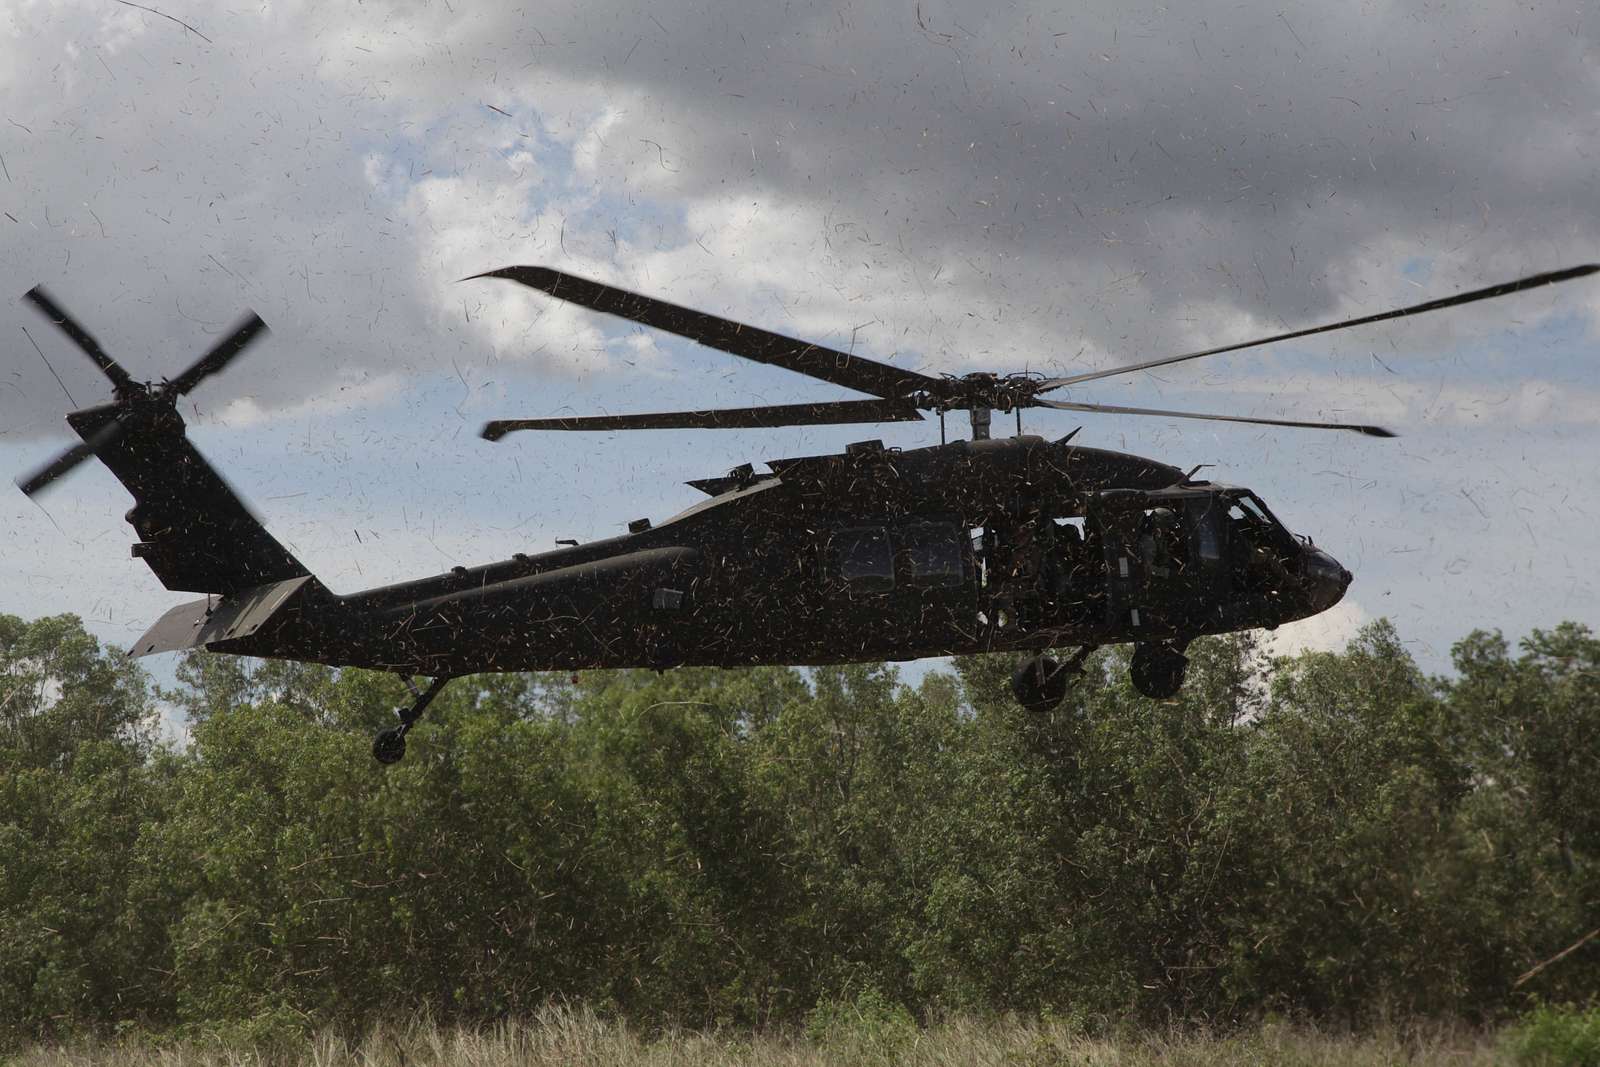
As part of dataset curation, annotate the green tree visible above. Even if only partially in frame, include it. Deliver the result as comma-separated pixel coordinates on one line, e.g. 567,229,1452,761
1447,623,1600,1003
0,613,151,767
138,664,625,1027
0,614,161,1046
1215,620,1497,1020
751,665,959,1012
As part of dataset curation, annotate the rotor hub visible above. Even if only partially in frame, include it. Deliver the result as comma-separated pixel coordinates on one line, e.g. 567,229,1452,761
922,372,1047,415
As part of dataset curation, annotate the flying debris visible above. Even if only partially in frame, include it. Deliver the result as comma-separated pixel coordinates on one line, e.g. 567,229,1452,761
16,263,1596,762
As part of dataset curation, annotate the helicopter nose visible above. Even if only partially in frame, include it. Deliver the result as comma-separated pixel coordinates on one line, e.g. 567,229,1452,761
1303,546,1352,614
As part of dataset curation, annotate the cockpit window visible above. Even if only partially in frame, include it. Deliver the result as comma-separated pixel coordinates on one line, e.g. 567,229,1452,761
1248,493,1286,525
1230,496,1269,525
1227,491,1295,549
835,527,894,591
1186,499,1224,562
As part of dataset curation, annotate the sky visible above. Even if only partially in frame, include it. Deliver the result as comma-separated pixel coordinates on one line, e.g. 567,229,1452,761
2,0,1598,707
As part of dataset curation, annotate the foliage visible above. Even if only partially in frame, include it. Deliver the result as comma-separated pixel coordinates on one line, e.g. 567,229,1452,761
3,611,1600,1048
1504,1003,1600,1067
0,615,158,1047
804,986,918,1063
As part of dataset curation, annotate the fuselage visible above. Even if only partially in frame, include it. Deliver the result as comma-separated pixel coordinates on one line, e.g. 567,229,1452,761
205,435,1350,675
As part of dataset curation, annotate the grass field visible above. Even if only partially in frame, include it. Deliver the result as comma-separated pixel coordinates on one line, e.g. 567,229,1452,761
5,1008,1528,1067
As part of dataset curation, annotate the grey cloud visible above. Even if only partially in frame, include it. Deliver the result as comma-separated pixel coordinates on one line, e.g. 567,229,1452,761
408,1,1600,364
3,0,1596,439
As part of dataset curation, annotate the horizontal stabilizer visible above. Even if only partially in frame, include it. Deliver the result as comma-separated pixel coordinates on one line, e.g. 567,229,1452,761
130,576,315,657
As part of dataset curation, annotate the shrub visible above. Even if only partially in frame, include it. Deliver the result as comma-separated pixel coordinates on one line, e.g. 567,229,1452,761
1505,1003,1600,1066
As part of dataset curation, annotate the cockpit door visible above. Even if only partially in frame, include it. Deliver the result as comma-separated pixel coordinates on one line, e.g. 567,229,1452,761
1091,490,1223,635
1089,492,1149,632
1184,495,1231,603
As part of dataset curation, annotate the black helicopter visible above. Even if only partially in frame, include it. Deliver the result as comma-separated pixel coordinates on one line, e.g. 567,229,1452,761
14,263,1596,762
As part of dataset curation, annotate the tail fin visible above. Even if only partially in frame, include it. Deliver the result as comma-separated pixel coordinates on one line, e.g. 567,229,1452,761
17,284,311,596
69,401,311,595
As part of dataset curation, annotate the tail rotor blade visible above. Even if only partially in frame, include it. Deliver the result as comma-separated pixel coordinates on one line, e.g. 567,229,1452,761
166,312,268,396
15,419,128,497
22,286,137,392
17,442,96,497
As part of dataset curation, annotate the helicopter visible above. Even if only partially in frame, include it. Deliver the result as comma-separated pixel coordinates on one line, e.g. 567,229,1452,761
13,262,1596,762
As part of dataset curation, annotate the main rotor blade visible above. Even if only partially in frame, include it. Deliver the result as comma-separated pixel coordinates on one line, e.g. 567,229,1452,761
469,266,947,401
1039,263,1600,391
1034,397,1396,437
15,419,128,497
165,312,268,396
22,286,137,393
483,398,925,439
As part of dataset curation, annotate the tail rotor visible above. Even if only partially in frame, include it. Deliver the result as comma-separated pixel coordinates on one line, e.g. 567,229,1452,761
15,285,269,498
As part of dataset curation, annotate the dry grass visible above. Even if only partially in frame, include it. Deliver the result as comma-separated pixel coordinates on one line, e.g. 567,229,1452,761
7,1007,1507,1067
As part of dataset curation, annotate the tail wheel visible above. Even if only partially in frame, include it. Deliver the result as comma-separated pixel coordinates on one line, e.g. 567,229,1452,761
1130,642,1187,699
1012,655,1070,713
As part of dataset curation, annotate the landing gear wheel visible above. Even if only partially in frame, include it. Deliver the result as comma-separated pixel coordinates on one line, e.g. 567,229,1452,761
1012,655,1070,713
1130,643,1187,699
370,675,455,765
372,725,407,765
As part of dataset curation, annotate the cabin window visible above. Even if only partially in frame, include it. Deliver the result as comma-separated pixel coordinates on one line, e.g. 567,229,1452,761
835,526,894,591
901,522,965,587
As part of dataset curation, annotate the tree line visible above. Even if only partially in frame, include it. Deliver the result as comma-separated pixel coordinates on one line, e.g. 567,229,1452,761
1,611,1596,1047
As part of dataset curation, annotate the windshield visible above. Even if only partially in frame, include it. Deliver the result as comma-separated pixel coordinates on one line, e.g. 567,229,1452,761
1226,491,1296,549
